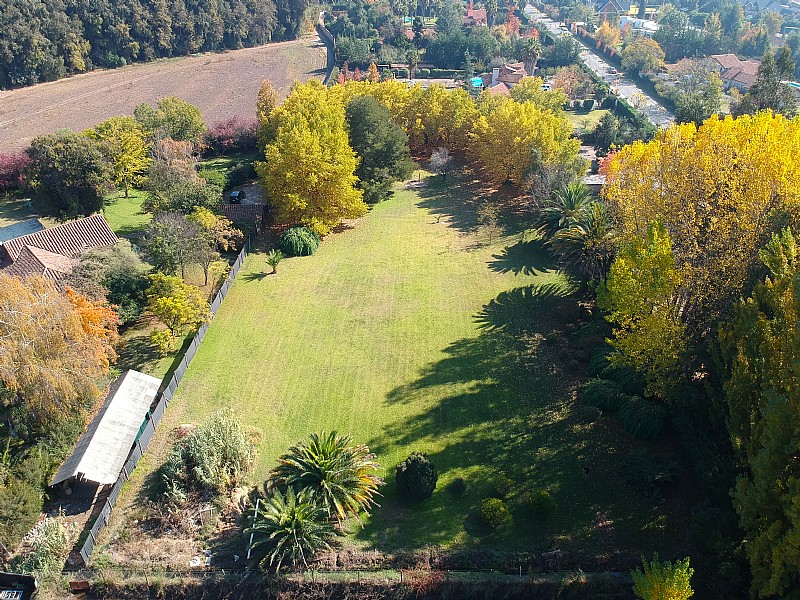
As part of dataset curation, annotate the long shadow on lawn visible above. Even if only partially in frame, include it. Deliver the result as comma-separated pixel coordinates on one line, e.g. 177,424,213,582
356,282,675,564
417,170,530,237
488,237,554,276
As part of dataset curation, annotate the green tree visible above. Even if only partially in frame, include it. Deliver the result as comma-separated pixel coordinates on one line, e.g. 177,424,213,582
718,228,800,598
345,96,414,204
141,212,202,277
146,273,209,339
621,37,665,74
247,487,334,571
509,77,567,113
269,431,384,524
598,222,686,397
674,68,722,127
535,182,593,240
734,49,797,118
631,554,694,600
549,201,616,283
25,131,114,219
257,81,367,235
134,96,206,144
87,116,150,197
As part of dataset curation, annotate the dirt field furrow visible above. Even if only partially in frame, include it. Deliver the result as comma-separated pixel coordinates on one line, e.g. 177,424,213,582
0,35,326,151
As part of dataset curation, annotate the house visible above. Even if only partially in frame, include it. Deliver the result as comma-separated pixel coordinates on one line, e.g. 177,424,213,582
618,15,660,36
463,0,488,25
596,0,628,21
0,214,118,282
481,62,528,95
710,54,760,92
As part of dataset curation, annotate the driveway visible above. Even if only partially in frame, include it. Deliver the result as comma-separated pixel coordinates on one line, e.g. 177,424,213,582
528,8,674,128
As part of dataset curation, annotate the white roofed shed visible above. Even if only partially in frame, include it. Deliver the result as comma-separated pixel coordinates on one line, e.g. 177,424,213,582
50,370,161,486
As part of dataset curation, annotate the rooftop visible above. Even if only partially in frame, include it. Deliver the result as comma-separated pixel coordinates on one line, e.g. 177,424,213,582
0,219,44,244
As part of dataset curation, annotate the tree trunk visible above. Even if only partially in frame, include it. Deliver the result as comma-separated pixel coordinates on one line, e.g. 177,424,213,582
124,181,129,198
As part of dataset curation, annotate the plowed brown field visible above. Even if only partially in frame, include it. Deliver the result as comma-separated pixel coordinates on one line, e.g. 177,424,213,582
0,34,326,151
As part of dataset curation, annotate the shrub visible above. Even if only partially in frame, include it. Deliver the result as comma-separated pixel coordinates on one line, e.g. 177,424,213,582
266,249,283,274
396,452,438,502
0,151,30,192
14,514,75,576
0,477,43,550
480,498,511,529
489,472,514,499
160,410,253,502
583,99,595,110
574,404,602,424
227,162,257,187
204,116,259,155
524,490,556,515
621,449,677,497
632,554,694,600
578,378,626,412
419,68,431,77
449,477,467,496
198,168,228,190
601,362,646,395
619,398,669,440
277,226,320,257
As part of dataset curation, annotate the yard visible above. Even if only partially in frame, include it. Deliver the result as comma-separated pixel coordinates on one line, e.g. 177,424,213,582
102,168,693,568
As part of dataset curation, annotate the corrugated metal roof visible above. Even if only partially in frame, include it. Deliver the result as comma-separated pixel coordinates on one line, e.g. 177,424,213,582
0,219,44,243
50,370,162,486
2,214,117,261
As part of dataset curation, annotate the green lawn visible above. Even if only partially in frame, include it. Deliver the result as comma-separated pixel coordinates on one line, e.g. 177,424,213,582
565,108,609,134
119,171,691,562
102,190,151,239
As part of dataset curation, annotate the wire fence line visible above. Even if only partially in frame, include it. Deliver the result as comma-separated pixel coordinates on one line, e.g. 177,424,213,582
78,237,253,566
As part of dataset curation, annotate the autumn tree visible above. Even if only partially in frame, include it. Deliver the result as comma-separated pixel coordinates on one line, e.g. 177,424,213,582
144,139,221,213
188,207,243,285
134,96,206,145
257,80,367,235
346,96,414,203
87,116,150,197
621,37,665,74
25,131,115,219
602,112,800,333
147,273,210,342
256,79,280,149
509,76,567,112
595,20,621,48
718,228,800,598
0,276,118,433
598,222,686,396
469,97,582,185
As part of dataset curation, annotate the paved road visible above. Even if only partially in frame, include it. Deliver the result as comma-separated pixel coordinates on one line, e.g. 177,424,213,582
529,9,674,128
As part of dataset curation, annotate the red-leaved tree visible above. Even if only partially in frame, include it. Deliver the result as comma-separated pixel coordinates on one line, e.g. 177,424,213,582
0,151,31,192
205,117,259,155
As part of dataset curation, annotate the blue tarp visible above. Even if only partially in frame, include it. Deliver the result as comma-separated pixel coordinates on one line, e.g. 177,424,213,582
471,77,483,88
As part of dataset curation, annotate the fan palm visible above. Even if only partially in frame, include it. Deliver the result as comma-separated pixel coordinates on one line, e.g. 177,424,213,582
549,201,617,282
535,182,593,240
269,432,383,524
247,487,334,571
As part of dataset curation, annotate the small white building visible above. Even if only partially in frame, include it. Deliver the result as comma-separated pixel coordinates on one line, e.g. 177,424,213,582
618,15,660,37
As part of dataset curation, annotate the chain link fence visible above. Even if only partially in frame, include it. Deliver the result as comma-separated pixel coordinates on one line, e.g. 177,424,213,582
78,237,253,566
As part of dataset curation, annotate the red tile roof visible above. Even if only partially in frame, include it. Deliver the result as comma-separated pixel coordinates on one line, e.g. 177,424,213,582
2,214,118,262
463,7,488,25
2,246,76,281
216,204,266,230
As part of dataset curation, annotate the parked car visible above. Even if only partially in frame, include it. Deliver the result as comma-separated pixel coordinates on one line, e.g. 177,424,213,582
607,67,618,74
229,190,246,204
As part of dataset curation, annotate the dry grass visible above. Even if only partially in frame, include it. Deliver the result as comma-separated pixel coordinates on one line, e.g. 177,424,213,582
0,35,326,151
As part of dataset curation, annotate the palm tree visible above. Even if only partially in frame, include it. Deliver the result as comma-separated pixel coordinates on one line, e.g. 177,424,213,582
247,487,334,571
269,432,384,524
535,182,593,240
549,201,617,282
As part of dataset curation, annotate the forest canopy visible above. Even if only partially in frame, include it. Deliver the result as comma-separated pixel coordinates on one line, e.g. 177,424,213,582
0,0,311,89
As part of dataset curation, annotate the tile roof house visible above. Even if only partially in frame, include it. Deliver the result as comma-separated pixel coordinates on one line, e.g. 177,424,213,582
481,62,528,95
0,214,118,282
463,0,488,25
710,54,760,92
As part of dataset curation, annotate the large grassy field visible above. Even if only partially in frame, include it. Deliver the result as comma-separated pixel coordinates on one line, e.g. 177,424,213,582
125,170,691,563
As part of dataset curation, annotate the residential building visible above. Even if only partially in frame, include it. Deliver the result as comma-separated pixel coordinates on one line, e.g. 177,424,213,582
481,62,528,95
710,54,761,92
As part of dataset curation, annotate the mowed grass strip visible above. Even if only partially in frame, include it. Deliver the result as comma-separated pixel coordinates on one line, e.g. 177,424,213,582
143,172,690,557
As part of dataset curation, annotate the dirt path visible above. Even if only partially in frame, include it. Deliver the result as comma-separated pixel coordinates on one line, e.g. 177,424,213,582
0,35,326,151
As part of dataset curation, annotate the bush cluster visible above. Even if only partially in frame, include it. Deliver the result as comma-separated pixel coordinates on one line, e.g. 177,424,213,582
396,452,438,502
489,472,514,499
277,226,321,257
621,449,677,497
524,490,556,515
578,378,626,412
619,398,669,440
480,497,511,529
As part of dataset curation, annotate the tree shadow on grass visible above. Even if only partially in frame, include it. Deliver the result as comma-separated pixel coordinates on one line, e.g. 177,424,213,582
488,237,555,276
356,283,685,565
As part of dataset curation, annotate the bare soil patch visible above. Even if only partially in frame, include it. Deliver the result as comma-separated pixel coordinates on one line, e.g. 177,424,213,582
0,35,326,151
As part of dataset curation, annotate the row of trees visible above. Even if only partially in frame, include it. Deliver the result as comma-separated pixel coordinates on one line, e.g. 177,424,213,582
595,112,800,598
254,78,582,235
0,0,312,89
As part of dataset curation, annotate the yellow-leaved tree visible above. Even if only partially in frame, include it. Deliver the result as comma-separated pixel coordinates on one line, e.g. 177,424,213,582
86,116,150,197
257,80,366,235
0,276,118,433
469,97,582,185
602,112,800,333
